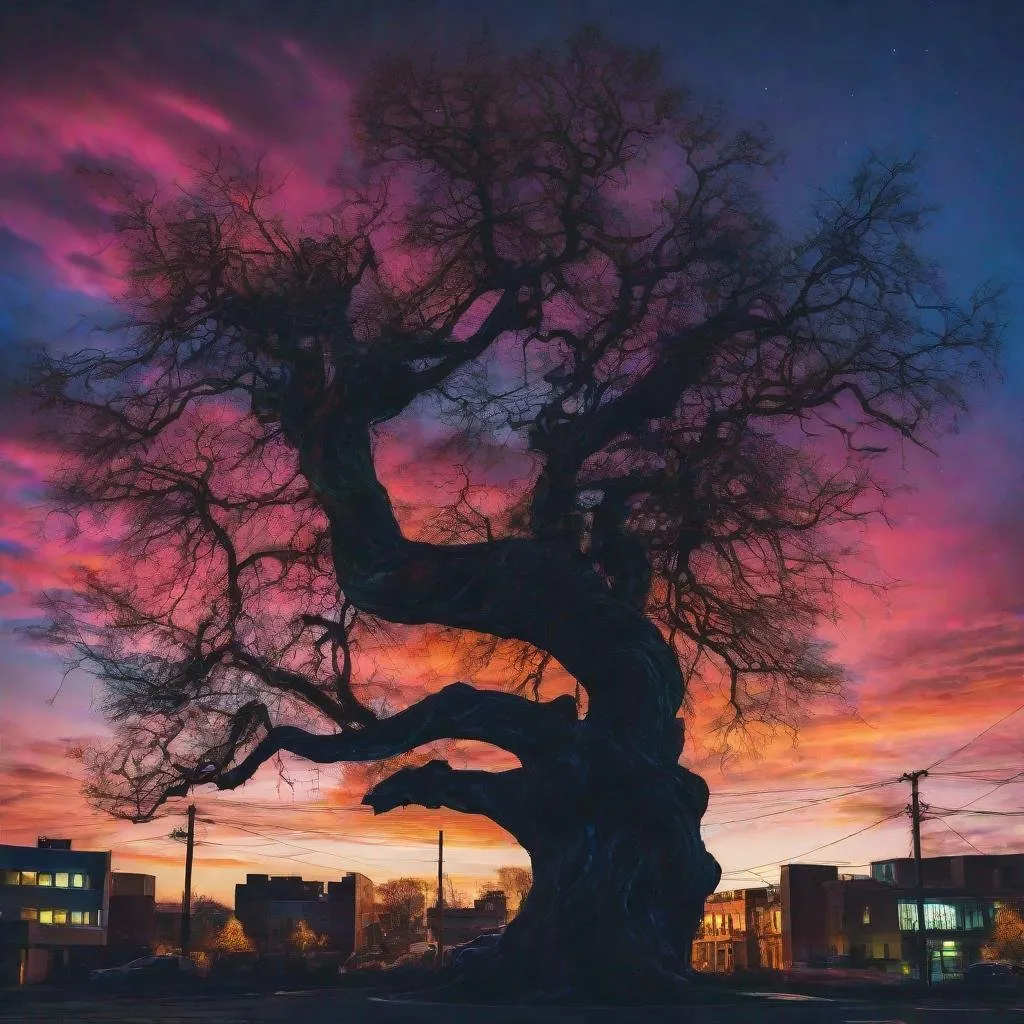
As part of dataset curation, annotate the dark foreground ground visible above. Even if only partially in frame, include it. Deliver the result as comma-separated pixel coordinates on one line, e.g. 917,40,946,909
2,985,1024,1024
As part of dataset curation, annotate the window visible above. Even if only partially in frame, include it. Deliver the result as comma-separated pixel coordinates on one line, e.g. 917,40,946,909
862,906,871,925
20,871,36,886
39,910,53,924
53,910,68,925
962,902,985,931
71,874,85,888
3,870,20,885
883,943,891,959
925,903,957,931
37,873,52,887
19,908,38,921
71,911,83,925
55,873,69,888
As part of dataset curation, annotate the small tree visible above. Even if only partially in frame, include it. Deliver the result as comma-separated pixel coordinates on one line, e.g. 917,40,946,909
210,916,256,954
494,867,533,918
982,906,1024,964
377,877,428,941
191,895,232,952
289,919,328,954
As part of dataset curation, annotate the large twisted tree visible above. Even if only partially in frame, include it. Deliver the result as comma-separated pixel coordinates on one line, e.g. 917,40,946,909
33,30,1001,1004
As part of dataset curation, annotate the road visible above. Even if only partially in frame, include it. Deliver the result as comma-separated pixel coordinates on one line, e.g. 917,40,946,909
2,989,1024,1024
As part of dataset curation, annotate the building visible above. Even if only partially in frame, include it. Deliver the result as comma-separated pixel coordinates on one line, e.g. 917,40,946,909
781,863,839,967
234,873,378,956
753,892,783,970
0,838,111,985
781,854,1024,981
823,875,902,973
867,854,1024,980
154,901,184,951
692,887,778,973
426,890,507,946
107,873,156,958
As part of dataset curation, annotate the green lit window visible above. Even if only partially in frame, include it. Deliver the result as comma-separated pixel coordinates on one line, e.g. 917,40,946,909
70,910,83,925
37,873,52,887
52,910,67,925
38,910,53,925
55,873,69,888
19,908,38,921
71,874,85,888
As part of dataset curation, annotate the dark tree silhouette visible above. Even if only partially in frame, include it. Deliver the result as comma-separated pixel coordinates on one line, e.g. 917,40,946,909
32,30,1002,1005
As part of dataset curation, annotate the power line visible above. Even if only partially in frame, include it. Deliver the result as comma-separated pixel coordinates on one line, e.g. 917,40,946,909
721,810,906,877
929,816,988,856
929,807,1024,817
706,780,901,798
703,780,897,828
926,701,1024,772
201,817,436,867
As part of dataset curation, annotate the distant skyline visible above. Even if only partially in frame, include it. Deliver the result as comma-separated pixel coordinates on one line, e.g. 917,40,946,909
0,0,1022,907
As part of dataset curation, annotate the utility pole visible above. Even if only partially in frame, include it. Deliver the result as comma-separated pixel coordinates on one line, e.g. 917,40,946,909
901,771,929,985
435,830,444,971
181,804,196,957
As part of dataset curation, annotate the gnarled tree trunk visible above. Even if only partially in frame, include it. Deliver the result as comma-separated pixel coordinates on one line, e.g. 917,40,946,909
278,411,723,1003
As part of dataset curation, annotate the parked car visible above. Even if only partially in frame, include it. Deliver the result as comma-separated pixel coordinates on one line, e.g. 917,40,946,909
339,947,387,975
964,961,1024,995
90,954,201,991
450,931,504,971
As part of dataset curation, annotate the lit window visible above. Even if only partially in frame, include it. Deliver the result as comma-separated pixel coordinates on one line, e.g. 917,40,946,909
72,874,85,888
39,910,53,925
3,870,20,885
53,910,67,925
38,874,52,887
20,871,36,886
862,906,871,925
55,873,69,888
19,908,38,921
71,911,83,925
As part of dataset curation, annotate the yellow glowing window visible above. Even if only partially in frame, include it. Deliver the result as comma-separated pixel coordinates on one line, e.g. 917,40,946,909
55,873,69,888
71,910,83,925
3,870,20,885
37,874,52,887
38,909,53,924
19,908,38,921
862,906,871,925
72,874,85,888
20,871,36,886
53,910,67,925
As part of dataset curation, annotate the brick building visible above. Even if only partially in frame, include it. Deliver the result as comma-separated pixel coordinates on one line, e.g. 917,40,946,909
107,872,156,959
783,854,1024,981
781,863,839,967
234,873,378,957
692,887,777,973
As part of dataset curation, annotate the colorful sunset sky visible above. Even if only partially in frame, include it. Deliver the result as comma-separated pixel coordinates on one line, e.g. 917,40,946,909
0,0,1022,909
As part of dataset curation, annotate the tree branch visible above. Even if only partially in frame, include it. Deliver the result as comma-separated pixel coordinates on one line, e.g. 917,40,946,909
363,761,531,841
208,681,576,791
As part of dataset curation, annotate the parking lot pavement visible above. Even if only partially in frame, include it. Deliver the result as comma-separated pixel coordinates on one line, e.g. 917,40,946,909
2,989,1023,1024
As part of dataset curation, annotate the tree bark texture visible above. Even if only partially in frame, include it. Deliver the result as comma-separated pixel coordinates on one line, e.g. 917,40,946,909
282,409,722,1002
